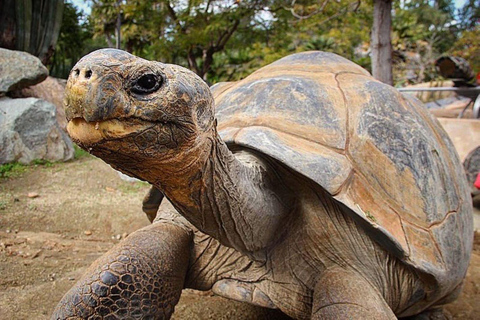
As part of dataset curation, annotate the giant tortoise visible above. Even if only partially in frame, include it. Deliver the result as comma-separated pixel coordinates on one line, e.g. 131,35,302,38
53,49,473,319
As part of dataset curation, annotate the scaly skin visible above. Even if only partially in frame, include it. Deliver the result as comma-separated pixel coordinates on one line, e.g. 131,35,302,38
54,49,458,319
52,222,191,319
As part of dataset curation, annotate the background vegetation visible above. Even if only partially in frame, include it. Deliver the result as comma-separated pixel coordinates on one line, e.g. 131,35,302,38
49,0,479,86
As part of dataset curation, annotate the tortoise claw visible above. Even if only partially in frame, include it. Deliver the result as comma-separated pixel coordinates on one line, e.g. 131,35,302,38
212,279,275,309
142,186,164,223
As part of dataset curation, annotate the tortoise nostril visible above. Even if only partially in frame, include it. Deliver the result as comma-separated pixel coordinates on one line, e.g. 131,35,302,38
74,69,80,77
85,70,92,79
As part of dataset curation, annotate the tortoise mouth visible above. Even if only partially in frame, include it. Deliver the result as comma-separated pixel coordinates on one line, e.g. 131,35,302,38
67,117,156,146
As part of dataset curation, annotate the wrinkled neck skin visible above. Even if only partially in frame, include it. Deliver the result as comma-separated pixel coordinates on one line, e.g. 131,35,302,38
91,128,293,261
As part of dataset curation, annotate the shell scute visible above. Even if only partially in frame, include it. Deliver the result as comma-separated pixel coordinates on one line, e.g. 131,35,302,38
343,75,459,226
216,73,347,150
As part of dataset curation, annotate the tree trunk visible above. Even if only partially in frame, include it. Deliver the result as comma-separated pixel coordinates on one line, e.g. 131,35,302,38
115,0,121,49
201,48,215,81
0,0,64,66
187,49,201,77
0,0,17,50
371,0,393,85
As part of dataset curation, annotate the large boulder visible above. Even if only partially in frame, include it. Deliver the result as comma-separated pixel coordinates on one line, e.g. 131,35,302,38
437,118,480,161
464,146,480,191
10,77,68,130
0,48,48,94
0,97,74,164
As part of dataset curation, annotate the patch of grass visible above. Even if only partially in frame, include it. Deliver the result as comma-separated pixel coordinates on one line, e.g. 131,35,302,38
0,200,7,210
118,181,149,194
74,144,90,159
32,159,54,167
1,159,60,179
0,163,29,179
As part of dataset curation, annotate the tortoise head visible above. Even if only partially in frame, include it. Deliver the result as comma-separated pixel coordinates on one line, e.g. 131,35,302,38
65,49,215,168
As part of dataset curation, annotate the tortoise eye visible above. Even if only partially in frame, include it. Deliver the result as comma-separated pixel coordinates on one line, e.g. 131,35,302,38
131,74,162,94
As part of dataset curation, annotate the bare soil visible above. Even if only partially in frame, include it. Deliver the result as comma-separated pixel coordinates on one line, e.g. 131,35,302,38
0,156,478,319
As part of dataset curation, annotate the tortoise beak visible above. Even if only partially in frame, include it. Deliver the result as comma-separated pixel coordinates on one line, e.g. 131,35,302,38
66,118,153,146
64,49,149,146
64,49,137,123
64,63,121,123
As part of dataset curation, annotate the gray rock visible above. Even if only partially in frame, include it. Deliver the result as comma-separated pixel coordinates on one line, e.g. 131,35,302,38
0,48,48,94
10,76,68,131
117,171,141,182
0,97,74,164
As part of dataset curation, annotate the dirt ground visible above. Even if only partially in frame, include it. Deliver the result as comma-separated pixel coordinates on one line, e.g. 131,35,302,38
0,156,479,319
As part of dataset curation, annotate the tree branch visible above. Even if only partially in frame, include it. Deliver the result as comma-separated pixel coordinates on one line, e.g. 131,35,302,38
315,0,361,25
285,0,361,21
216,19,241,50
205,0,213,13
166,1,178,23
286,0,330,20
187,48,200,75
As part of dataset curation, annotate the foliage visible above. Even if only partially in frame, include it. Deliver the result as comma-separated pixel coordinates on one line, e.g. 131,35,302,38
62,0,479,85
450,27,480,74
457,0,480,30
391,0,461,84
286,0,371,59
88,0,273,80
451,0,480,73
208,0,373,81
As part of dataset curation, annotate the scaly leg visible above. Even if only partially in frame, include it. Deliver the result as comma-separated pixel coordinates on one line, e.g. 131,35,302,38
52,222,192,319
311,268,396,320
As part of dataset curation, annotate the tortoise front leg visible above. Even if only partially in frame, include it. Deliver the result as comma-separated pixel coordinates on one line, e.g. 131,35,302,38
52,222,192,319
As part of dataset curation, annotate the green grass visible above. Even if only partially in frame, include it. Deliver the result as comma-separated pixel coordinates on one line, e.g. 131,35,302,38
0,145,92,179
74,144,90,159
0,162,29,179
1,159,57,179
118,180,149,194
32,159,54,167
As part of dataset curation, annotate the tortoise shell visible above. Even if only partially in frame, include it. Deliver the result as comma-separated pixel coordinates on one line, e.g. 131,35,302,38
212,51,473,300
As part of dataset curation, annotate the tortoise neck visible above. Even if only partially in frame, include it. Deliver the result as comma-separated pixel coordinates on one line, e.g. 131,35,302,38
157,130,293,259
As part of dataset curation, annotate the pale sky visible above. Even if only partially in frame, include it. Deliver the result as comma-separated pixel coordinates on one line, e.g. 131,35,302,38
71,0,91,15
455,0,467,8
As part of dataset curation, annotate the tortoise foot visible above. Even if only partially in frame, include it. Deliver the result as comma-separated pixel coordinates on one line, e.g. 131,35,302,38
52,222,192,319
